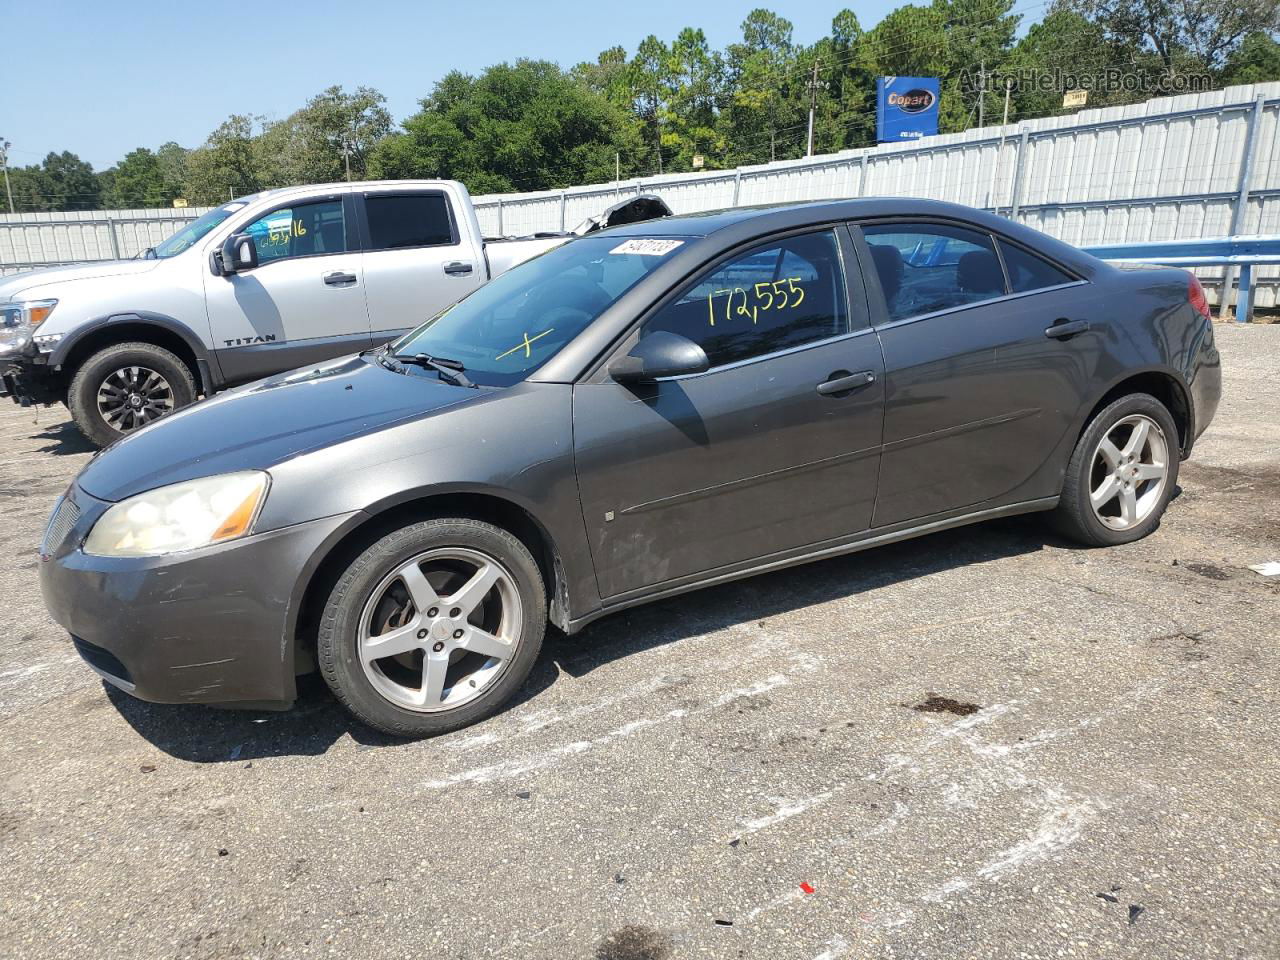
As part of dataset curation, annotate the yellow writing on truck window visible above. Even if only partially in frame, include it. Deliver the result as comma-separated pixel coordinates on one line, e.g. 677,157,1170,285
706,277,806,326
495,328,554,361
262,218,309,249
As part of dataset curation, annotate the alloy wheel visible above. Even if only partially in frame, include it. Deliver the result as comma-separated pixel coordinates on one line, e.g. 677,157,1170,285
357,547,523,712
96,366,175,433
1088,413,1169,530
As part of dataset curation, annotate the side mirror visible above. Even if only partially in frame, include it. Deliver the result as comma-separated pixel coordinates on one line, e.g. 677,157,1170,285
609,331,709,383
219,233,259,274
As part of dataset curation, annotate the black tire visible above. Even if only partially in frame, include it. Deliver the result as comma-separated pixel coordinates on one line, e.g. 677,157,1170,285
66,341,197,448
317,518,546,738
1050,392,1180,547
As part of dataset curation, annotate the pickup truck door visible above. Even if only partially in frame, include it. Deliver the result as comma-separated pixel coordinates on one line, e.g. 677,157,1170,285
355,189,486,343
204,192,372,385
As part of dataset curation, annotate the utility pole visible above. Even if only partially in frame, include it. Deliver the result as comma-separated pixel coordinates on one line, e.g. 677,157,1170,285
805,59,823,157
978,60,986,129
342,138,352,181
1002,77,1012,126
615,151,620,198
770,128,776,163
0,139,14,214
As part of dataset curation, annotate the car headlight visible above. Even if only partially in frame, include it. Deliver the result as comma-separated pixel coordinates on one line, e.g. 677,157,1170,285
84,471,270,558
0,298,58,350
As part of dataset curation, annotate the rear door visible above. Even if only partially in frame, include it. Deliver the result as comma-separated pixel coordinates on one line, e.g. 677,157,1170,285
205,192,372,385
355,189,485,343
573,228,885,601
855,219,1098,527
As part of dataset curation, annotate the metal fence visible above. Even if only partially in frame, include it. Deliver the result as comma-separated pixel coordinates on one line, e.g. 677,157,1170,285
472,82,1280,310
2,81,1277,309
0,207,215,275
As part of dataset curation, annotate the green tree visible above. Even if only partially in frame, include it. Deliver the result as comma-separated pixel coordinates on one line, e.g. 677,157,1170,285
1218,30,1280,85
156,142,190,202
103,148,164,208
183,115,262,204
719,9,802,165
1058,0,1280,74
256,85,392,185
369,59,642,194
11,151,102,211
665,28,729,170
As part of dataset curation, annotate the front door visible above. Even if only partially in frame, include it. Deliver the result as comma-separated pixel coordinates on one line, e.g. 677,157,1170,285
205,193,372,385
856,220,1099,527
573,228,885,601
357,190,485,343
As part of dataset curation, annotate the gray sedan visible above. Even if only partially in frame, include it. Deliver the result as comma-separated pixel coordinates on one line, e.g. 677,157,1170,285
39,198,1222,737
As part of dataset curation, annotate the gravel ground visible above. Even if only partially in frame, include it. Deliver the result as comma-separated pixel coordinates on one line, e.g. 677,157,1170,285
0,325,1277,960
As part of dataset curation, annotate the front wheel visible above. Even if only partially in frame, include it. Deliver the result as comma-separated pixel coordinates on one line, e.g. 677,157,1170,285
66,341,197,447
317,519,547,738
1051,392,1180,547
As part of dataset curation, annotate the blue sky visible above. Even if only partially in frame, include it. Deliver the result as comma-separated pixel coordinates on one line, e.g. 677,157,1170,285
6,0,907,171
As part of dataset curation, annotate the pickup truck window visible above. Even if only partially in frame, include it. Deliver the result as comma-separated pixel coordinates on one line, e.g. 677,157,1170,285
365,193,455,250
244,200,347,264
390,236,671,387
152,202,245,258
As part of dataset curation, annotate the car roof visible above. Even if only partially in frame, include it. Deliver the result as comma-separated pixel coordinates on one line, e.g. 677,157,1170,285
600,197,1010,238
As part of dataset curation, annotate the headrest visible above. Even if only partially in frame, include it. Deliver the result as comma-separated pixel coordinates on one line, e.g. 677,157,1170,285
868,244,904,303
957,251,1004,294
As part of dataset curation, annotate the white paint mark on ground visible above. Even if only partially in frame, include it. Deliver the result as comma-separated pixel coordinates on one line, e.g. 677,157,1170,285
811,935,851,960
739,792,834,835
425,673,794,789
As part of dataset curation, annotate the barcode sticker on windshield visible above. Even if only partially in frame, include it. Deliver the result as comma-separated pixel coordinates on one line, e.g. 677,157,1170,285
610,239,684,256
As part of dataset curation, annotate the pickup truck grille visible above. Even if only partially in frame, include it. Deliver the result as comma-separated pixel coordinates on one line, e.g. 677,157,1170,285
41,494,80,556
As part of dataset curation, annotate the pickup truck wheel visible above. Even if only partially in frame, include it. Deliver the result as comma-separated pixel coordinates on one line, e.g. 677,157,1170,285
317,519,547,738
67,342,196,447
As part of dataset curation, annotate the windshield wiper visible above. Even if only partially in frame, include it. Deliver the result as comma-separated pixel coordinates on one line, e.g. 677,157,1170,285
391,353,476,388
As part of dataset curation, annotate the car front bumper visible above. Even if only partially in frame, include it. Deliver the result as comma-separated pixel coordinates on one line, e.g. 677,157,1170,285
1,356,61,407
39,484,358,707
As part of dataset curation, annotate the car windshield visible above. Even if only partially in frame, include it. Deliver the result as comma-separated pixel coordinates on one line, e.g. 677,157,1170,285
151,200,252,258
389,236,685,387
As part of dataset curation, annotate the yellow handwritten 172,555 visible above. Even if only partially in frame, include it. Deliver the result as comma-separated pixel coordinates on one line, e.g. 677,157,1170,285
495,328,555,361
706,277,806,326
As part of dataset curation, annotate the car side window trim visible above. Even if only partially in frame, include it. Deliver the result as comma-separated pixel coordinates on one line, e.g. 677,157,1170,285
354,190,460,252
586,223,864,384
849,218,1087,331
228,194,352,268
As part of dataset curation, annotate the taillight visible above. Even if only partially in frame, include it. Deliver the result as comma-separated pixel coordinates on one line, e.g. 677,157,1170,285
1188,274,1211,321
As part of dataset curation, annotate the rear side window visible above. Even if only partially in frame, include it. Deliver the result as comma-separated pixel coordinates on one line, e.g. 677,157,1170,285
365,194,455,250
244,200,347,264
862,223,1005,322
998,239,1075,292
642,230,848,369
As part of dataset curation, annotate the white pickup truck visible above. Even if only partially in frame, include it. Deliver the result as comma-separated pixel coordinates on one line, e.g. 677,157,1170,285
0,181,668,446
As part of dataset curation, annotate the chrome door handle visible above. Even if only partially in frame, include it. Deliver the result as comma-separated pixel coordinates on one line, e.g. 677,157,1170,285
323,271,358,286
1045,319,1090,339
443,261,474,276
817,370,876,396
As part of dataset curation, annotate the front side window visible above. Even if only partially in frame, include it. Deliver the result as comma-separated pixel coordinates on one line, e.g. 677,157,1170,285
152,200,251,258
243,199,347,264
998,239,1076,293
390,236,677,387
641,230,849,369
862,223,1006,322
365,193,455,250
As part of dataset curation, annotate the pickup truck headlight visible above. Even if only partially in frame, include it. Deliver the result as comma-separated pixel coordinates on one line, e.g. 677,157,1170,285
0,298,58,350
84,471,270,558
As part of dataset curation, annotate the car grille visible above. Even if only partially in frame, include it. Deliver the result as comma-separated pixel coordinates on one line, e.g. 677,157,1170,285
41,494,80,556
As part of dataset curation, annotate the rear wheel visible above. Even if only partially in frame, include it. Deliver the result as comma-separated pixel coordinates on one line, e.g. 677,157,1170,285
1051,392,1180,546
317,519,546,738
66,341,196,447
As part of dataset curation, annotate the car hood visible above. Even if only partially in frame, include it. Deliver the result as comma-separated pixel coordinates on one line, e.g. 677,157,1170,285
0,259,161,300
75,354,485,502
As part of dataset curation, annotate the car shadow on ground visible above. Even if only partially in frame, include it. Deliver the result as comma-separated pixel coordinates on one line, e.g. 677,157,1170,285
107,513,1064,764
